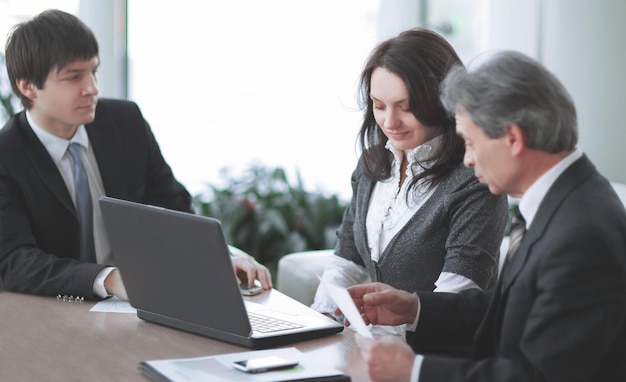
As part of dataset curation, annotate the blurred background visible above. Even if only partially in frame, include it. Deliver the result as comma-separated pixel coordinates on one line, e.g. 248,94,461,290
1,0,624,199
1,0,624,266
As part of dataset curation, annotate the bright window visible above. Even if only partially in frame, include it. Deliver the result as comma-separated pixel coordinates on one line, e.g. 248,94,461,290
0,0,381,199
127,1,380,199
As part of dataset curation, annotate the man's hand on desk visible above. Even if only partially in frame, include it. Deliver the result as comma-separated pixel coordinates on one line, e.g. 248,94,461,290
357,334,415,382
232,255,273,290
104,269,129,300
346,282,419,382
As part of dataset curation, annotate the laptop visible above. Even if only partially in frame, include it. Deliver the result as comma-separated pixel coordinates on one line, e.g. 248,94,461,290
99,196,343,349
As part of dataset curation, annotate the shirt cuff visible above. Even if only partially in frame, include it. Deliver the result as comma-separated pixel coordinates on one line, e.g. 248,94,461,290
228,245,249,257
434,271,481,292
93,266,117,298
407,293,420,332
411,354,424,381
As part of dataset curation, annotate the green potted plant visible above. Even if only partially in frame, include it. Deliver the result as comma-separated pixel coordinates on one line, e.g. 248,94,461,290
194,164,347,277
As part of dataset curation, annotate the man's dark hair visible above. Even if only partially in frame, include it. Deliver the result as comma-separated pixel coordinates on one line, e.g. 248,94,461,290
5,9,99,109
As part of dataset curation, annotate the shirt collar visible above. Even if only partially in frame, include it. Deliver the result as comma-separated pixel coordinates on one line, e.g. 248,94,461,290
27,111,90,165
518,148,583,228
385,134,443,168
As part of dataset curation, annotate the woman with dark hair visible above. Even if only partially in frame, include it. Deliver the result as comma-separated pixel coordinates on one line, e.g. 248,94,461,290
311,28,509,323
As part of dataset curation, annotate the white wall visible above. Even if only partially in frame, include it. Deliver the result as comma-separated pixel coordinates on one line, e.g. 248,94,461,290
541,0,626,184
79,0,127,99
377,0,421,41
386,0,626,184
483,0,541,58
13,0,621,195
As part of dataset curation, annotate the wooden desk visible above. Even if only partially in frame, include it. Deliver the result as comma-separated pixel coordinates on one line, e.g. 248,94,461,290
0,290,370,381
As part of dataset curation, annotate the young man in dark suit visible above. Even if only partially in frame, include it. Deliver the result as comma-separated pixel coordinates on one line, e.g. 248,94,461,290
345,50,626,381
0,9,271,301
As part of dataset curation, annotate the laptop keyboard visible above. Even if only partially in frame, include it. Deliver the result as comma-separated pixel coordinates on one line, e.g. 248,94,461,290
248,312,304,333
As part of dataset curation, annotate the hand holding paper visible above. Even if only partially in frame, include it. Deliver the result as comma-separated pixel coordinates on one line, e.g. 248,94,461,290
319,278,373,339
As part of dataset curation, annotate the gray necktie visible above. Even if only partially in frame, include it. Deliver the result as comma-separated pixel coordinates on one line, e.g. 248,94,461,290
67,143,96,263
506,206,526,262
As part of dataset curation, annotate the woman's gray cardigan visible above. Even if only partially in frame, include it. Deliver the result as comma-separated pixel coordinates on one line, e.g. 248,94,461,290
335,161,509,292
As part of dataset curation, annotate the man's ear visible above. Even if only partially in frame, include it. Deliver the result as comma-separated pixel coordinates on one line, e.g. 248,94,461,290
505,124,526,156
16,79,37,100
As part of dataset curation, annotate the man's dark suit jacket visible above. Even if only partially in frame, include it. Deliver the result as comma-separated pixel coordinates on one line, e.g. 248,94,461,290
411,155,626,381
0,99,193,299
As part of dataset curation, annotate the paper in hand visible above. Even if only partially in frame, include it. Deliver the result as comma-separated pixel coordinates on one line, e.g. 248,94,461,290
319,278,373,339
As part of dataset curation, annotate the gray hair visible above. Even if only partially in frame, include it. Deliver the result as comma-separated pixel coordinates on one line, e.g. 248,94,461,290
440,50,577,153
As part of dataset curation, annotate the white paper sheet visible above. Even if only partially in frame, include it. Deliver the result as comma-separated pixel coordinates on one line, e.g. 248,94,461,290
140,347,344,382
319,279,373,339
89,296,137,313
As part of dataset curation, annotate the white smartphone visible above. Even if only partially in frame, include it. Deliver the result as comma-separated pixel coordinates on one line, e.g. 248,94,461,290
239,282,263,296
232,356,299,373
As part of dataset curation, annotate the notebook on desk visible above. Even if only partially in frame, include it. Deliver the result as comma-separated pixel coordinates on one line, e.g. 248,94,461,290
99,196,343,349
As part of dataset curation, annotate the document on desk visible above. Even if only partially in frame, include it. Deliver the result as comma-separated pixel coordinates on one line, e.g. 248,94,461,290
319,279,373,339
89,296,137,313
139,347,350,382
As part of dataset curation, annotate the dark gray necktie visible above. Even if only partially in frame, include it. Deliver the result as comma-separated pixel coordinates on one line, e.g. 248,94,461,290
506,206,526,262
67,143,96,263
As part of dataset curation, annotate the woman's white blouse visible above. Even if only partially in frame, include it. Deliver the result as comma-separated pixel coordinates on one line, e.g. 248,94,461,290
312,136,480,315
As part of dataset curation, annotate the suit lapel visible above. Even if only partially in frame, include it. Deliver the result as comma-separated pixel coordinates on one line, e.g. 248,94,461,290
358,176,376,260
500,155,596,289
18,114,75,214
474,156,596,355
85,106,127,198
